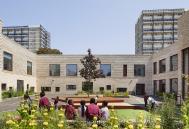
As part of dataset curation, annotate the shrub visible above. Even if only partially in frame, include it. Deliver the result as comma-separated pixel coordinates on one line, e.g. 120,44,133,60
154,94,179,129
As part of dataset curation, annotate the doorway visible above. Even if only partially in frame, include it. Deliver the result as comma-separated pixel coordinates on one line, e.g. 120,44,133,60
17,80,24,93
136,84,145,95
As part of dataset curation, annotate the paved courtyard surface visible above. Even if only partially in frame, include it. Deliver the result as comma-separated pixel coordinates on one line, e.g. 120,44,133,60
0,95,145,112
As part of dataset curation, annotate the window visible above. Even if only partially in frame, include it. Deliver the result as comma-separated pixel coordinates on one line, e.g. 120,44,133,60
123,65,127,76
99,87,104,92
66,85,76,90
1,83,7,91
170,54,178,71
9,87,13,91
159,59,166,73
153,80,158,95
66,64,77,76
159,80,166,93
3,51,13,71
153,62,157,74
170,78,178,94
27,61,32,75
41,87,51,92
30,87,35,92
49,64,60,76
100,64,111,76
117,88,127,92
134,64,145,76
55,87,60,92
106,85,111,90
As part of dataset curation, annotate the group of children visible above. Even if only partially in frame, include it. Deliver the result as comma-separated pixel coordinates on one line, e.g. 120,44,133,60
38,91,110,121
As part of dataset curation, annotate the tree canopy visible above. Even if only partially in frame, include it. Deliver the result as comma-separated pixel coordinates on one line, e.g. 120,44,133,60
79,49,104,82
36,48,62,54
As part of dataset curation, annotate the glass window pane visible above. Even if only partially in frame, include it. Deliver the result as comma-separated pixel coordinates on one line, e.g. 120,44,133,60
3,51,13,71
27,61,32,75
49,64,60,76
100,64,111,76
66,64,77,76
134,64,145,76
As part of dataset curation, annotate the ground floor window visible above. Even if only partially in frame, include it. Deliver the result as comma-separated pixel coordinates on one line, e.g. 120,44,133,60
1,83,7,91
153,80,158,95
30,87,35,93
106,85,111,90
82,82,93,93
41,87,51,92
66,85,76,90
99,87,104,93
159,80,166,93
55,87,60,92
117,88,127,92
170,78,178,94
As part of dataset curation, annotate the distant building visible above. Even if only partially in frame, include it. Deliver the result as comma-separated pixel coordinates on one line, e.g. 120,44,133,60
135,8,185,55
2,25,50,52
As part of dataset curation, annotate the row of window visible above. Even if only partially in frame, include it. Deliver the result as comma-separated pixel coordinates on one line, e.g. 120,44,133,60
42,85,112,92
153,78,178,94
3,51,146,77
153,54,178,74
49,64,145,77
1,83,35,92
41,85,77,92
3,51,32,75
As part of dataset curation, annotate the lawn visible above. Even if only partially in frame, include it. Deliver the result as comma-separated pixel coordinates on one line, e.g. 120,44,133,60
116,109,149,119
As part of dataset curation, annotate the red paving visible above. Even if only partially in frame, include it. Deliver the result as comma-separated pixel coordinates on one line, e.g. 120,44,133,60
52,96,144,110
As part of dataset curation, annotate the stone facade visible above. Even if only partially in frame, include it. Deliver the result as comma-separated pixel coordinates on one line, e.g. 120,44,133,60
0,26,37,97
36,55,152,95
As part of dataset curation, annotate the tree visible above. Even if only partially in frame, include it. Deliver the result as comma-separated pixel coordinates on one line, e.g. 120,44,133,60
36,48,62,54
79,49,104,95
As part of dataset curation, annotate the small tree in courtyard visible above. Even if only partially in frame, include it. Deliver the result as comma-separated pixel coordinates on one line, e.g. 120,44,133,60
79,49,104,96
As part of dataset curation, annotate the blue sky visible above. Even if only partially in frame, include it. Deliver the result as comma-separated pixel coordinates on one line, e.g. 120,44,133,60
0,0,189,54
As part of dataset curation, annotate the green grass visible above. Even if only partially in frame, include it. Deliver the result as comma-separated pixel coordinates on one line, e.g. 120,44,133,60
116,109,149,119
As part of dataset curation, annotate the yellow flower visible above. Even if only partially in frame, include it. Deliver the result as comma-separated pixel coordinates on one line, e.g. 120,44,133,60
30,115,35,119
31,109,36,113
58,113,64,117
92,124,98,129
6,120,15,125
29,121,37,126
43,121,48,126
113,125,119,129
156,117,161,122
93,116,97,121
128,124,134,129
60,120,64,124
22,110,27,113
155,125,161,129
43,112,48,116
58,123,64,128
50,107,54,111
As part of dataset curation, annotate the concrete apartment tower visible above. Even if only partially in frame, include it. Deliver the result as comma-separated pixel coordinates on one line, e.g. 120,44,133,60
135,8,185,55
2,25,50,53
